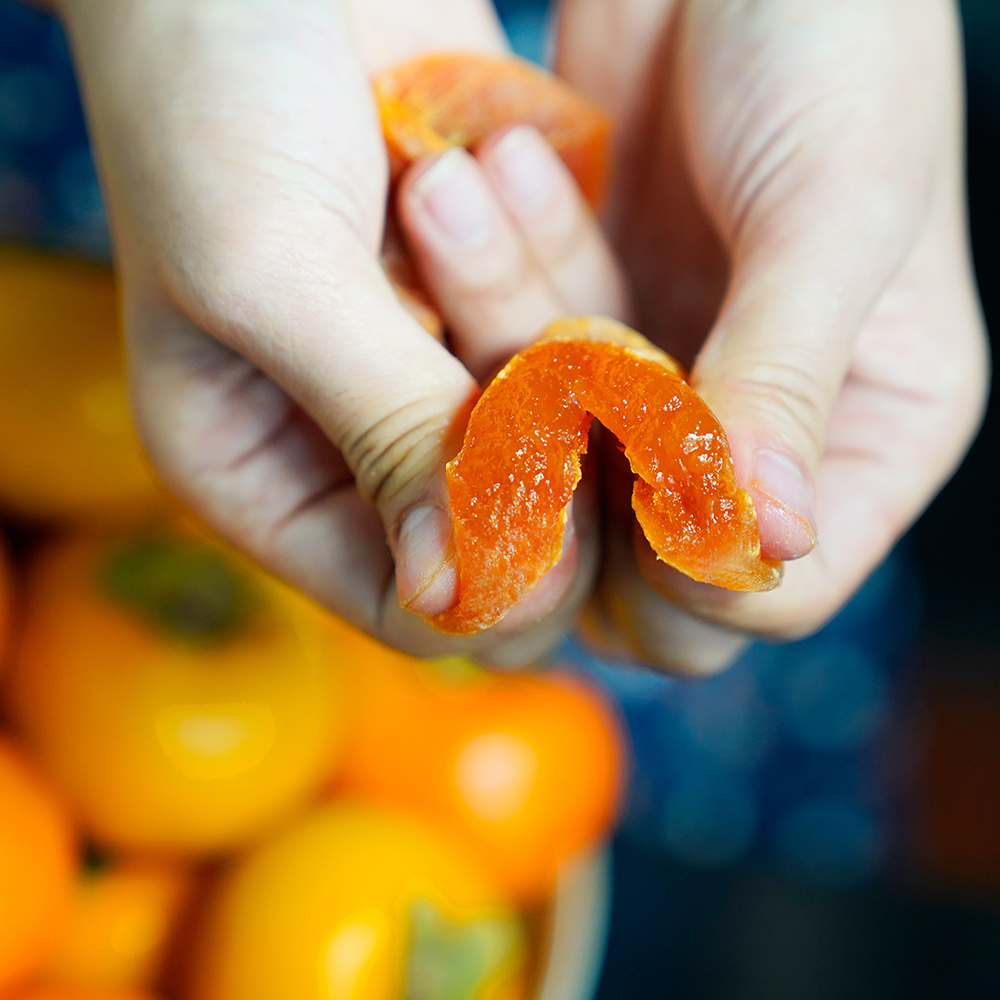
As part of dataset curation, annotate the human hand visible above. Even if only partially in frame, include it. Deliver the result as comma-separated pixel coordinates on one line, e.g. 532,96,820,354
58,0,624,665
546,0,988,671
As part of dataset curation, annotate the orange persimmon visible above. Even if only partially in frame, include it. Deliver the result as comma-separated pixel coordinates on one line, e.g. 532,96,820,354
0,248,163,524
374,53,611,206
3,527,347,856
429,316,780,634
186,801,528,1000
329,624,626,907
0,737,76,993
40,857,194,993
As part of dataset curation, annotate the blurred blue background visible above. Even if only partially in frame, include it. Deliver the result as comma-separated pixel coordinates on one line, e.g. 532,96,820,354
1,0,998,996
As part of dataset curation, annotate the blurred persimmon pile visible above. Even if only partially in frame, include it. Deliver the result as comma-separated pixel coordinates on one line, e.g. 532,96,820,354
0,246,628,1000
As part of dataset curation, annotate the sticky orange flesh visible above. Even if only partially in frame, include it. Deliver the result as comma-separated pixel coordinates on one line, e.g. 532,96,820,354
374,52,612,206
428,318,780,634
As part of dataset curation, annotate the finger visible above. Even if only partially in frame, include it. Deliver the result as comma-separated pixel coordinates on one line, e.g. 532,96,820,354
125,256,601,669
62,0,494,630
637,199,988,641
399,146,562,379
590,430,750,675
476,125,628,320
679,0,963,564
381,470,602,668
602,535,752,676
396,129,627,380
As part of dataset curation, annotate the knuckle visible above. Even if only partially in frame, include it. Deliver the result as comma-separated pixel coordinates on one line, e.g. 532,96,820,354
724,358,829,459
341,399,451,516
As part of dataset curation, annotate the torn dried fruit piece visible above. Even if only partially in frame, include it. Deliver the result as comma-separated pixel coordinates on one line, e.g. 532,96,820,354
374,53,613,330
374,52,612,207
428,317,781,634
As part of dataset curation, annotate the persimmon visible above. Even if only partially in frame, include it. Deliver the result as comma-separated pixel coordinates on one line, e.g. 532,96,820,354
41,857,194,993
0,737,76,992
374,52,611,206
187,801,528,1000
3,526,348,856
428,316,780,634
0,248,163,523
328,623,626,907
5,990,160,1000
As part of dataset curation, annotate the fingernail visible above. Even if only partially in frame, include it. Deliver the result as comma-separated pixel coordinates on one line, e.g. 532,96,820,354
412,147,495,247
487,125,558,211
749,449,818,561
395,504,459,614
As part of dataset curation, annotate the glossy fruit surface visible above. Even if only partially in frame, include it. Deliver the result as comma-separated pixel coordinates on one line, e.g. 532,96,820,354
4,527,347,855
330,624,626,906
0,248,162,523
187,801,528,1000
41,858,194,992
0,736,76,992
374,53,612,206
429,316,780,633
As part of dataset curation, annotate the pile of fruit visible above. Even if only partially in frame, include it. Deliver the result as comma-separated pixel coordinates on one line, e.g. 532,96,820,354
0,248,627,1000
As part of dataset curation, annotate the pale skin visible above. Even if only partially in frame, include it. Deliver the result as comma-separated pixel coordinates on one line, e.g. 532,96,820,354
56,0,987,671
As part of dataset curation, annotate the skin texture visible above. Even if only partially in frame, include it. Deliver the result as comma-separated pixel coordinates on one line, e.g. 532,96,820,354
402,0,988,669
56,0,987,671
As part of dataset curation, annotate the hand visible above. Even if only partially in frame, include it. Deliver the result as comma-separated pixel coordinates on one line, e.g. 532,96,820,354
551,0,988,670
58,0,625,665
404,0,987,673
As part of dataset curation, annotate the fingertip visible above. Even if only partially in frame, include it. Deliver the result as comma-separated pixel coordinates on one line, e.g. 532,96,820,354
477,124,565,214
747,449,818,561
402,147,497,248
402,558,460,617
750,489,818,562
395,503,459,615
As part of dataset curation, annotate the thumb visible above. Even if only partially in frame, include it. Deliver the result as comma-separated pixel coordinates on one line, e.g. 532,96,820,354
160,226,479,619
60,0,493,624
681,3,944,562
693,203,908,563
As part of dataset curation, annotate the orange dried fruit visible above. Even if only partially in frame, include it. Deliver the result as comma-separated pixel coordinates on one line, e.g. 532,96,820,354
0,737,76,993
428,316,781,634
374,53,612,331
374,52,612,206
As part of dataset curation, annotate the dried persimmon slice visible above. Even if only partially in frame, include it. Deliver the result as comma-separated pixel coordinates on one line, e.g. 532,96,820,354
374,52,612,206
428,317,781,634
